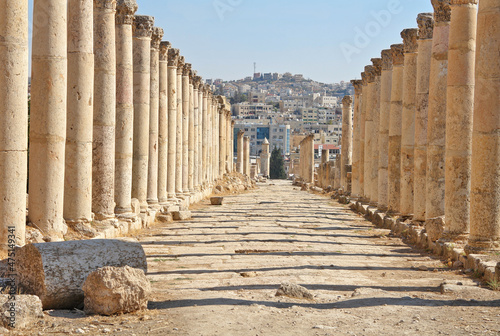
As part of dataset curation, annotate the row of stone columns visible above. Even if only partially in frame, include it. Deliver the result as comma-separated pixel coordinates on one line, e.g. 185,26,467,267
348,0,499,253
0,0,235,255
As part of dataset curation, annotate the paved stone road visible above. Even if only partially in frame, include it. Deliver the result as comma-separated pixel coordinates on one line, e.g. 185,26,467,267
134,180,499,335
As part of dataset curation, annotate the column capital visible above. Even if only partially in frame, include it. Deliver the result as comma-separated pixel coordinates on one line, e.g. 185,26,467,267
151,27,164,50
450,0,478,5
350,80,363,95
364,65,375,83
342,95,353,106
177,56,185,71
390,44,405,66
189,69,197,82
94,0,116,10
133,15,154,38
193,76,202,89
381,49,393,71
371,58,382,76
159,41,171,61
116,0,137,25
183,63,192,76
417,13,434,40
167,48,179,66
401,28,418,53
432,0,451,22
361,72,368,86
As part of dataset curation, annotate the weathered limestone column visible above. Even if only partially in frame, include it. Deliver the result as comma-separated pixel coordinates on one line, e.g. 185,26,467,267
193,77,201,191
359,72,368,200
444,0,478,238
388,44,404,214
400,28,419,216
414,13,435,221
226,111,232,173
341,96,353,192
158,41,171,203
350,80,363,198
147,27,163,206
237,130,245,174
188,71,195,193
64,0,93,226
363,66,374,202
231,120,236,172
131,15,154,210
214,98,220,179
370,58,382,205
378,49,393,212
182,63,190,195
261,138,271,177
0,0,29,253
167,48,180,200
175,57,184,196
29,0,68,238
467,0,500,252
198,85,204,183
306,135,315,183
426,0,451,221
219,100,226,176
206,92,213,183
93,0,117,220
243,136,250,176
114,0,138,214
202,86,209,184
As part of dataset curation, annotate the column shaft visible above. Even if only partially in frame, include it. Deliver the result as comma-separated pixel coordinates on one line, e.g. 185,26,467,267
182,64,190,194
175,58,184,196
202,89,209,184
158,41,170,203
363,66,374,202
193,80,200,191
167,49,179,200
370,59,382,205
350,81,362,197
341,96,353,191
188,79,195,193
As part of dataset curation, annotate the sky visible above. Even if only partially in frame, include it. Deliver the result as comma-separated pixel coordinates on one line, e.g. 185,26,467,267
27,0,434,84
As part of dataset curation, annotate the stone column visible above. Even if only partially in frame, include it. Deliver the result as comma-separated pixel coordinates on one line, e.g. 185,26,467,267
378,49,393,212
188,72,195,193
131,15,154,210
426,0,451,221
306,135,315,183
467,0,499,252
175,56,184,196
114,0,137,214
147,27,163,206
214,98,220,179
237,130,245,174
202,86,209,184
350,80,363,198
29,0,67,238
64,0,93,227
359,71,368,200
226,111,231,173
231,120,236,172
0,0,29,254
414,13,435,222
341,96,353,192
370,58,382,205
206,92,213,183
158,41,171,203
243,136,250,176
167,48,180,200
198,85,204,184
388,44,405,214
400,28,419,217
193,76,201,191
261,138,271,177
444,0,478,238
182,63,190,195
93,0,117,220
219,100,226,176
363,66,374,202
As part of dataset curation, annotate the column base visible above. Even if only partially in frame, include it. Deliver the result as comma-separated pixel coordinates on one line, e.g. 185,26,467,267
465,239,500,254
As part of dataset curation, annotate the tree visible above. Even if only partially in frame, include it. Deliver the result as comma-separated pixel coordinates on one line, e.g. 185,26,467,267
270,147,287,179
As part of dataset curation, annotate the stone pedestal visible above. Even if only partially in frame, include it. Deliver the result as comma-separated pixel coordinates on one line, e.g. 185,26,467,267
388,44,404,214
64,0,93,226
378,49,393,211
147,27,163,206
467,0,500,252
114,0,138,214
341,96,353,192
167,48,180,200
426,0,451,221
350,80,363,198
444,0,478,238
0,0,29,255
158,41,170,203
400,28,419,217
413,13,434,221
29,0,68,238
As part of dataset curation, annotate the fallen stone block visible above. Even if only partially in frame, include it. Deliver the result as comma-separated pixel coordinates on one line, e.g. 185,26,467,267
275,283,313,300
82,266,151,316
0,295,43,329
172,211,192,221
425,216,445,242
16,239,147,310
210,197,224,205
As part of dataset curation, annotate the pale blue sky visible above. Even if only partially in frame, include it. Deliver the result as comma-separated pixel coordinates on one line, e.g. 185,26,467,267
28,0,433,83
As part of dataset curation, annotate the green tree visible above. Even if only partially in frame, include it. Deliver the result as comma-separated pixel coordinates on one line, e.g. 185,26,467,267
270,147,287,179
